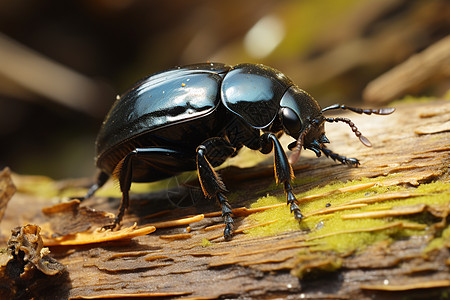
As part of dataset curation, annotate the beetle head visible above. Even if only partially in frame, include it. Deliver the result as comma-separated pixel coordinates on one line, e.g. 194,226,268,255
278,86,328,163
278,87,395,164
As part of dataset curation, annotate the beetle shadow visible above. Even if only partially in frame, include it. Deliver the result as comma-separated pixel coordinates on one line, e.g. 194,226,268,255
121,171,256,235
119,149,358,234
126,180,214,221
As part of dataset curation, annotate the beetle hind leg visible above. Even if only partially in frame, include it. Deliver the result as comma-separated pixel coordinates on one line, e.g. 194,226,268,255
196,144,234,240
103,147,190,230
102,149,136,230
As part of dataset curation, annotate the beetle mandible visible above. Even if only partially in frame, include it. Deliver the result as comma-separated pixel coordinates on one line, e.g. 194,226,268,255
84,63,394,240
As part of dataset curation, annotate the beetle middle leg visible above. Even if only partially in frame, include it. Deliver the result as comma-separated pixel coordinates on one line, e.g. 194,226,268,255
259,133,303,220
196,139,235,240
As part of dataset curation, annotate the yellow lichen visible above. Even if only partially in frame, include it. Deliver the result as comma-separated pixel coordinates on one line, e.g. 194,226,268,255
244,177,450,255
201,238,213,247
424,224,450,253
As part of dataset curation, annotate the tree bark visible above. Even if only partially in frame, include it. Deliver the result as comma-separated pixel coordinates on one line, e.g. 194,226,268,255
1,99,449,299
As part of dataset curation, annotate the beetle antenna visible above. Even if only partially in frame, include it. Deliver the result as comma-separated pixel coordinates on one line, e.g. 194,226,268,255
288,123,311,164
321,104,395,115
325,117,372,147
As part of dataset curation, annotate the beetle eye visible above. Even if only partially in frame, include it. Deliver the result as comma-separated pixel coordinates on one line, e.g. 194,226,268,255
281,107,302,135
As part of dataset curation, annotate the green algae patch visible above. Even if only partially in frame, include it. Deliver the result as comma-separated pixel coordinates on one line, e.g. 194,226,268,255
424,225,450,254
249,194,284,208
244,177,387,239
201,238,213,247
244,194,301,237
244,177,450,255
306,218,398,253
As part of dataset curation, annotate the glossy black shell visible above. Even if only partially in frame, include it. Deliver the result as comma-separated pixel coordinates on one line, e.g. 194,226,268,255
95,63,320,182
221,64,293,128
96,63,228,175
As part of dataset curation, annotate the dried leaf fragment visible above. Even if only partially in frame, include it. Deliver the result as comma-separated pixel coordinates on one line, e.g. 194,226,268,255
1,224,68,300
7,224,65,275
43,223,155,246
148,214,204,228
42,199,115,236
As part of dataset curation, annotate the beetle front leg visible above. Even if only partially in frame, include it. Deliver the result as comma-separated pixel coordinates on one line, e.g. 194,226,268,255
196,145,234,240
320,147,360,167
260,133,303,220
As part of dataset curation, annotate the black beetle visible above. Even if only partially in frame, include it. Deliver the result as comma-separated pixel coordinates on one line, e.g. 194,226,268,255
85,62,394,240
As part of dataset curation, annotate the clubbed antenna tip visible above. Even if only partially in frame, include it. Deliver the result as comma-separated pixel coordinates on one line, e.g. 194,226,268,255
358,134,372,147
320,103,395,147
325,117,373,148
377,107,395,115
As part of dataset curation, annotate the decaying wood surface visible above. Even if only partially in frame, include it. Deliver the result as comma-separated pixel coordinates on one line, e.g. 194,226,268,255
1,99,449,299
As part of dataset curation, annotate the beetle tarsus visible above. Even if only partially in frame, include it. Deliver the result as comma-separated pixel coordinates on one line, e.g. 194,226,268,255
219,193,234,241
102,222,119,231
284,182,303,220
100,191,129,231
224,223,233,241
320,147,360,167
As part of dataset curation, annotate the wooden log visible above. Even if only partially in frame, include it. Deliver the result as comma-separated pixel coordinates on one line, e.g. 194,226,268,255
0,99,449,299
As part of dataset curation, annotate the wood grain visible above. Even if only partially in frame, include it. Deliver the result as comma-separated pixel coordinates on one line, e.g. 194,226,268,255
1,100,449,299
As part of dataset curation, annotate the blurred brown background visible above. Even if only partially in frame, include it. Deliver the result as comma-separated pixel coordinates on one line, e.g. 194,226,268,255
0,0,449,179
